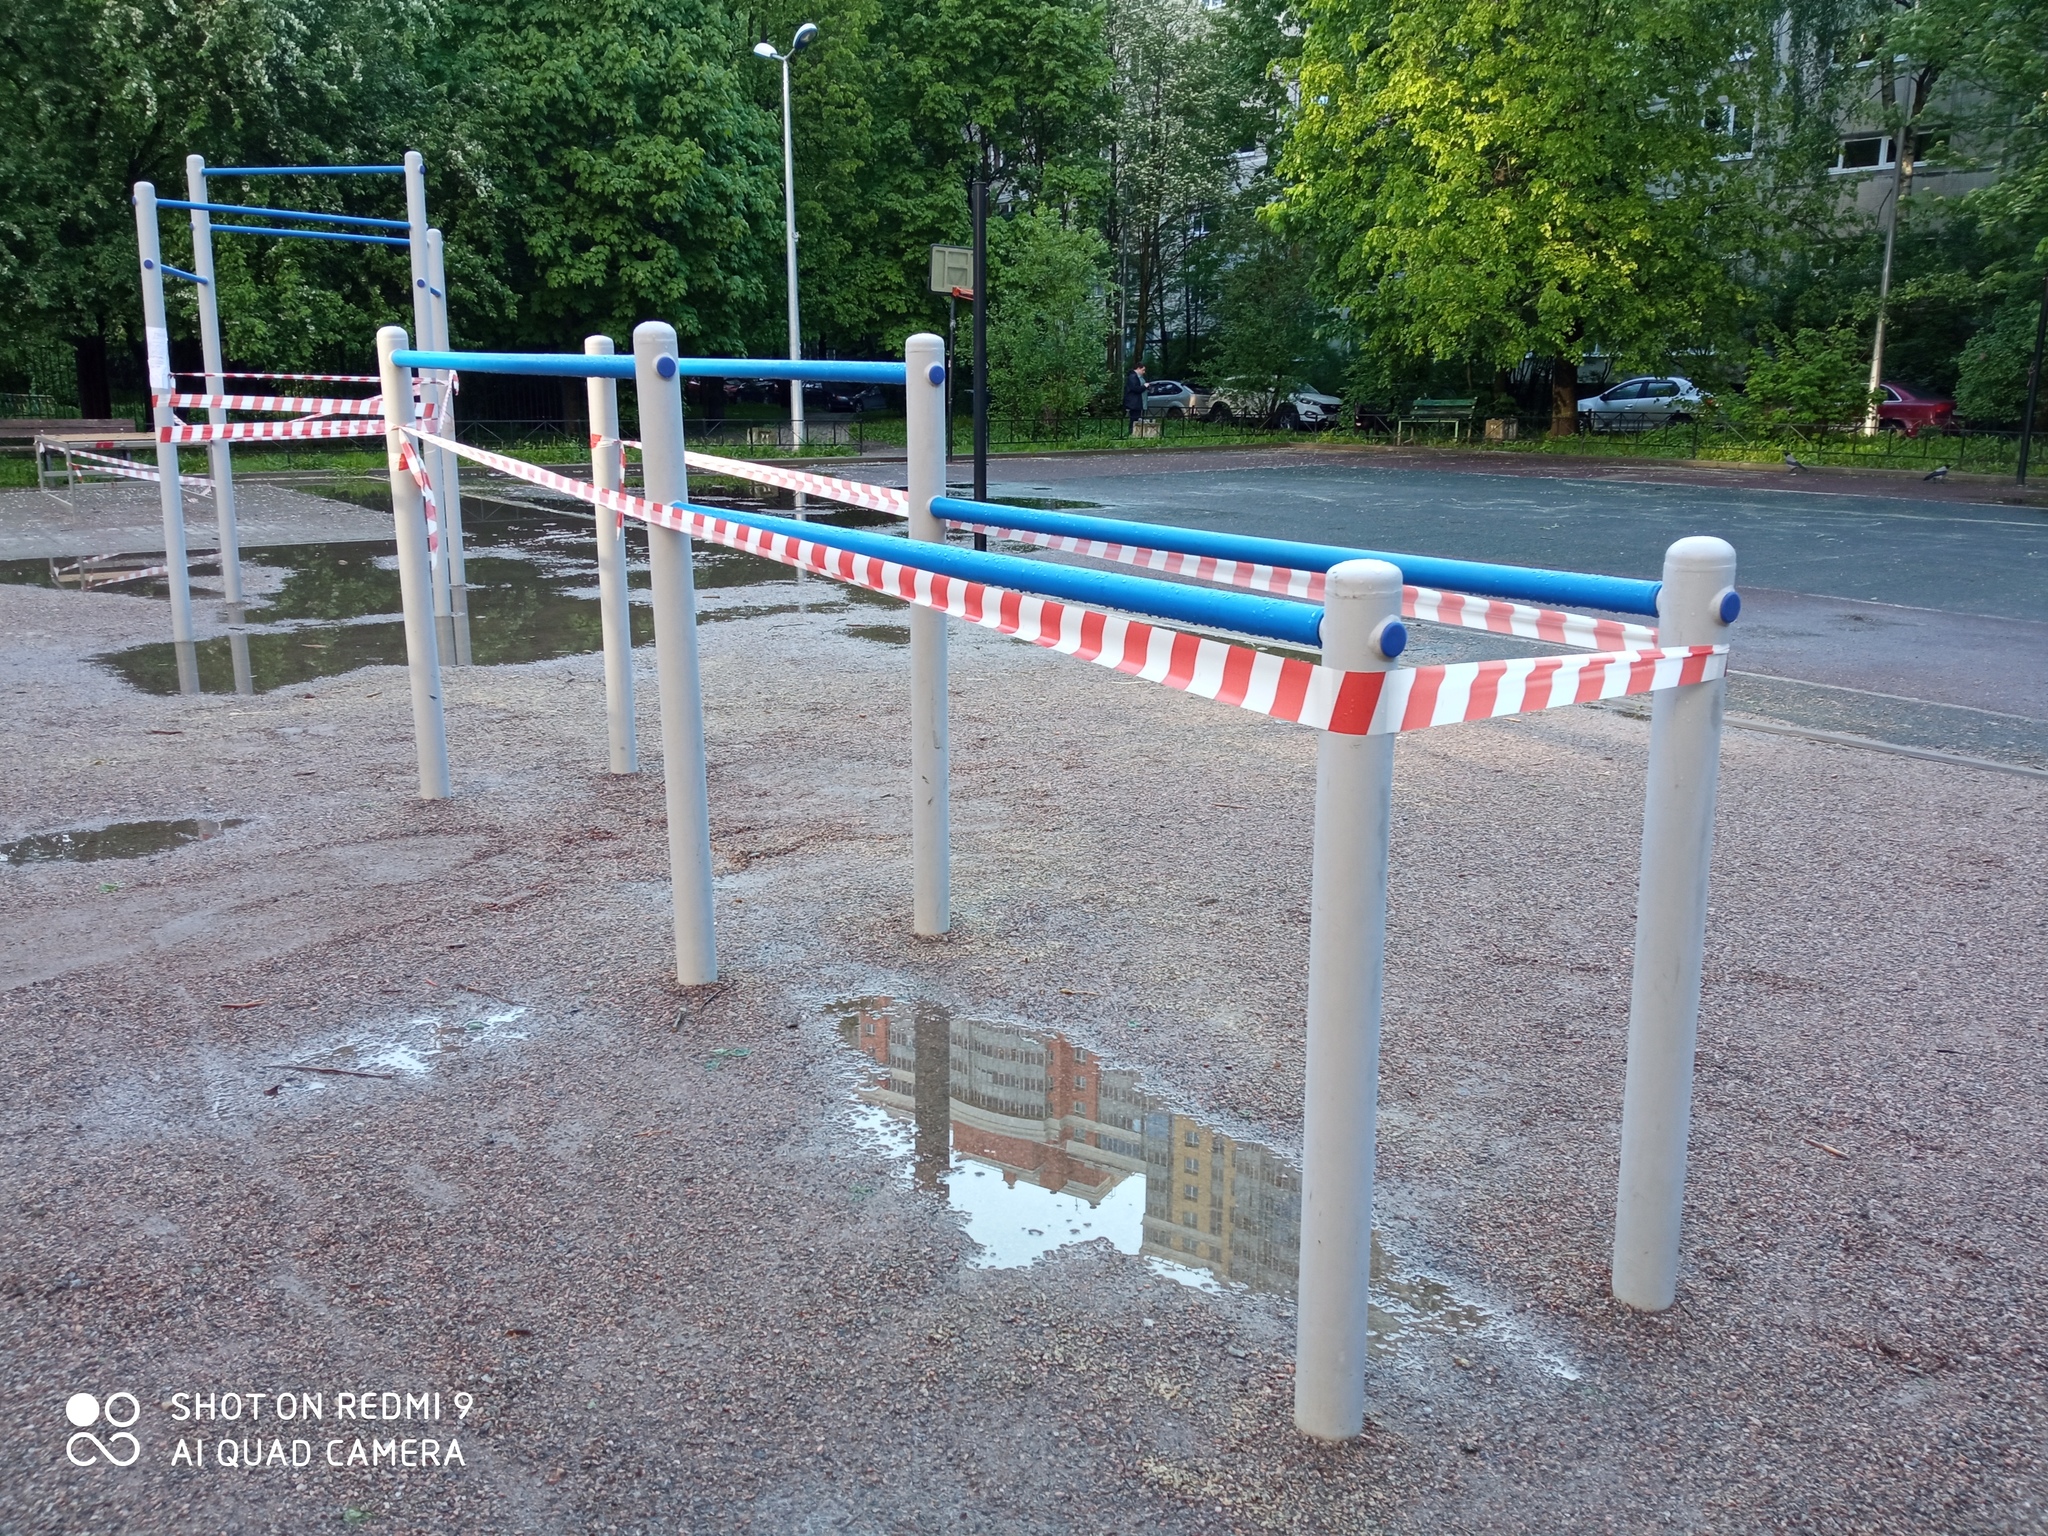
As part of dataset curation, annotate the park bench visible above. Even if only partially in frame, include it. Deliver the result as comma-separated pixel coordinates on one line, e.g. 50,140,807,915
1395,397,1478,443
1,418,137,447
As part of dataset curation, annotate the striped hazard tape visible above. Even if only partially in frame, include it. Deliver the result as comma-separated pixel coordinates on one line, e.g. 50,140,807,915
57,445,214,495
157,418,386,444
393,438,442,570
408,427,1725,736
152,391,385,416
589,436,912,518
173,370,379,383
646,447,1659,652
957,522,1661,651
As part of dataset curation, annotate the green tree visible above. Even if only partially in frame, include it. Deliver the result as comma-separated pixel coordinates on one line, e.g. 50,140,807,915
0,0,427,409
425,0,783,353
1208,229,1325,412
1279,0,1771,434
987,207,1109,423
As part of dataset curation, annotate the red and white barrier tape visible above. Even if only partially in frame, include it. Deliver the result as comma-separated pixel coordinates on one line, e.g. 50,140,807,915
410,427,1724,736
157,418,386,444
655,448,1658,651
393,438,442,569
967,523,1659,650
173,370,378,384
153,390,384,416
56,446,215,495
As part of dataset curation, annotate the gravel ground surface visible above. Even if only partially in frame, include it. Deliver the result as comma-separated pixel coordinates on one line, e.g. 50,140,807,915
2,563,2044,1535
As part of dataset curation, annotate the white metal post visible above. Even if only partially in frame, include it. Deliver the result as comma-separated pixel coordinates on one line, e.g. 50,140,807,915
401,152,452,653
132,182,198,692
1612,536,1738,1311
426,228,471,663
587,334,639,775
1294,557,1405,1442
375,326,451,800
633,322,718,985
904,332,950,937
184,155,244,615
779,55,805,448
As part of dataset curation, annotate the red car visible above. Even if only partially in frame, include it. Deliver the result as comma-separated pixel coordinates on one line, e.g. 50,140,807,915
1876,382,1956,436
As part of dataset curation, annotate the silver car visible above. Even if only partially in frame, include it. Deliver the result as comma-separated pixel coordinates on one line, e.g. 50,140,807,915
1577,376,1706,432
1141,379,1201,418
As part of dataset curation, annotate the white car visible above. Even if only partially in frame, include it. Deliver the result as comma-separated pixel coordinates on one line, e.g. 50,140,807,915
1577,376,1707,431
1203,383,1344,429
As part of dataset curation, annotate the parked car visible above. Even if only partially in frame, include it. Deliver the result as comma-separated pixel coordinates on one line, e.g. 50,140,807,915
801,381,890,415
1577,376,1707,431
1201,382,1344,429
1140,379,1201,418
1874,382,1956,436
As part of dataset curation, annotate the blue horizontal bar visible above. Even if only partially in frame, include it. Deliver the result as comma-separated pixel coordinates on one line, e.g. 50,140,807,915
390,348,907,385
158,263,208,284
210,165,406,176
934,498,1665,618
213,224,411,249
159,198,409,231
678,503,1325,646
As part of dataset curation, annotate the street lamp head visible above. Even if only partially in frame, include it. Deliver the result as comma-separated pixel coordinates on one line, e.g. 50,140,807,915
791,21,819,51
752,40,777,57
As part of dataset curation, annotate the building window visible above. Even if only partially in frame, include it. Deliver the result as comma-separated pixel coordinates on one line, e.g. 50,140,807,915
1075,1075,1087,1089
1832,135,1895,173
1184,1184,1200,1200
1185,1158,1200,1174
1185,1130,1201,1148
1183,1210,1198,1228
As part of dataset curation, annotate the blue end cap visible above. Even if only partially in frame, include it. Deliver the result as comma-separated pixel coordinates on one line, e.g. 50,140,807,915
1718,588,1742,624
416,278,427,288
143,259,156,270
1378,619,1408,659
656,355,678,380
927,363,946,386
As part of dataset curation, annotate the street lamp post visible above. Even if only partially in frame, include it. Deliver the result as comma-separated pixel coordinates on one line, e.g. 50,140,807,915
755,23,817,448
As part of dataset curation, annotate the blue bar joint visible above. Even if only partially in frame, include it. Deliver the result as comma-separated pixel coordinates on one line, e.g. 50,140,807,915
932,497,1664,617
676,502,1326,647
157,198,411,232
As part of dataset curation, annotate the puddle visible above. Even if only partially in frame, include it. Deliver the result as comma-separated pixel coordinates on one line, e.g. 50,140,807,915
80,487,869,694
1,816,246,865
844,623,910,647
832,996,1491,1353
271,1002,529,1084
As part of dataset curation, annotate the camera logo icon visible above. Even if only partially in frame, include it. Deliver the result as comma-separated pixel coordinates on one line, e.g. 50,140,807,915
65,1392,141,1467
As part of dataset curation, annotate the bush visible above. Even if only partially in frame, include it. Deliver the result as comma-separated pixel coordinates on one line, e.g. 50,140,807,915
1729,326,1879,432
1955,300,2043,427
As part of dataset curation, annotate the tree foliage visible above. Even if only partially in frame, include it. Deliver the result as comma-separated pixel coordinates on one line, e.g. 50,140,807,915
1279,0,1775,425
1728,325,1880,429
987,208,1109,421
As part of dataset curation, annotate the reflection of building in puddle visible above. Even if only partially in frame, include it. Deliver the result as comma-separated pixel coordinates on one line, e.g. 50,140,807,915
838,997,1300,1297
838,996,1500,1355
1145,1111,1300,1296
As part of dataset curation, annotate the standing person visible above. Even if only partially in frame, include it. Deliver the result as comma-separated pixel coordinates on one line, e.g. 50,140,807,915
1123,362,1148,431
